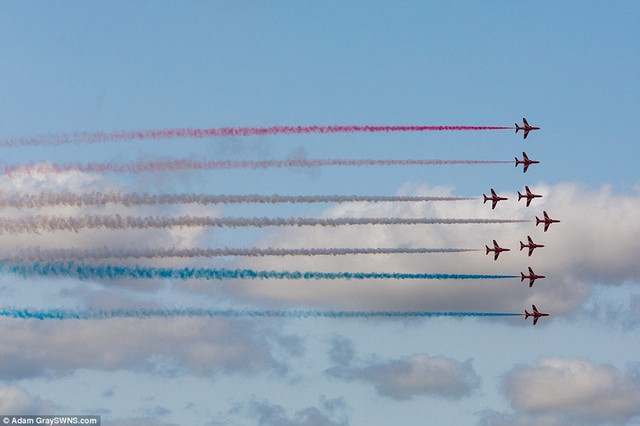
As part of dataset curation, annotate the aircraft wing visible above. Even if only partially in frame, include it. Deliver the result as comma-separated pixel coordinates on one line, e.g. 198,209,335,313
523,130,529,139
528,247,534,256
533,316,539,325
492,200,498,209
494,251,499,261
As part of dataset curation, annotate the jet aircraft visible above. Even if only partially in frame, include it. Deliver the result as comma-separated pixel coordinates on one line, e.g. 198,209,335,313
521,267,545,287
483,188,508,209
485,240,510,261
515,117,540,139
535,211,560,232
525,304,549,325
518,186,543,207
515,152,540,173
520,236,545,256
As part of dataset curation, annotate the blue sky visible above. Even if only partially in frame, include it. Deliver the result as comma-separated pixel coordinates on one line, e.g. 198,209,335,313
1,2,640,425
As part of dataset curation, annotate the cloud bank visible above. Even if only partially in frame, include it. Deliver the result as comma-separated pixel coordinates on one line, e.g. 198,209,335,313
230,182,640,318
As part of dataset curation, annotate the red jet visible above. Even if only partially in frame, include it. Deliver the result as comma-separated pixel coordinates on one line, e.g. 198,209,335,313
520,236,544,256
521,267,545,287
515,152,540,173
518,186,543,207
515,117,540,139
485,240,510,261
536,211,560,232
483,188,508,209
525,304,549,325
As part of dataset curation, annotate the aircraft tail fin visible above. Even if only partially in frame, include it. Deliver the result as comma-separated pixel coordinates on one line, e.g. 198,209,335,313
485,245,490,255
518,191,523,200
520,241,525,251
520,272,525,282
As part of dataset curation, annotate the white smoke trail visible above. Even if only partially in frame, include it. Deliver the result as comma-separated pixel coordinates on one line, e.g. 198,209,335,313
0,191,476,209
0,215,531,233
0,247,479,261
5,158,514,175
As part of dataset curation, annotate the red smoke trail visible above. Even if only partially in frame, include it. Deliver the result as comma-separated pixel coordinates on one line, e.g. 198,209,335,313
3,125,514,146
5,158,513,176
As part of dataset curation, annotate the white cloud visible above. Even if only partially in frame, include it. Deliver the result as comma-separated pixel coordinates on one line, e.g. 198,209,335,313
0,167,219,268
0,386,57,414
0,317,302,380
488,357,640,425
325,336,479,400
226,183,640,319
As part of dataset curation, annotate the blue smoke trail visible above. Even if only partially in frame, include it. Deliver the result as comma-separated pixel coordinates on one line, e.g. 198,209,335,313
0,307,523,320
0,262,517,281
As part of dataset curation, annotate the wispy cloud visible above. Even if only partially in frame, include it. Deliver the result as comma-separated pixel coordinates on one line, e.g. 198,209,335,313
247,396,349,426
325,336,480,400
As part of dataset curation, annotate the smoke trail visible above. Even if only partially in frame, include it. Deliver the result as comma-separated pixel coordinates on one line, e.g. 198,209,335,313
0,215,530,234
2,124,514,147
0,191,476,209
0,307,523,320
0,262,517,280
0,247,480,261
5,159,513,176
